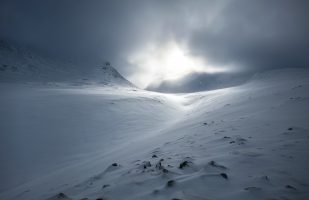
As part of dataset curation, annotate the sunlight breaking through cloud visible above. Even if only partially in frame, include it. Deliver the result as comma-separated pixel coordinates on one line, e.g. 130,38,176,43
128,41,228,88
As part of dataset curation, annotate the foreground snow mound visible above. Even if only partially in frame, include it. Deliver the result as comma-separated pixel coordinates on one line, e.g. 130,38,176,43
0,40,134,87
0,68,309,200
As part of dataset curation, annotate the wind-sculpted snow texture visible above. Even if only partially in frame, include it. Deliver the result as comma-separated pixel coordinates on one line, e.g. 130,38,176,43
0,68,309,200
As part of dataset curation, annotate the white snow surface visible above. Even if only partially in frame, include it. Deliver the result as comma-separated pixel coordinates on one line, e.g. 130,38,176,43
0,68,309,200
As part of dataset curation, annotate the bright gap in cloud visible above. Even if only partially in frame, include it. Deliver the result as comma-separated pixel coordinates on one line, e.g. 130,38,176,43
128,41,228,88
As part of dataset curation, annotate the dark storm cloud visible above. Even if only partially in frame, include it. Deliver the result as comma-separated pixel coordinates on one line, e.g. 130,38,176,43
0,0,308,76
0,0,152,61
187,0,309,72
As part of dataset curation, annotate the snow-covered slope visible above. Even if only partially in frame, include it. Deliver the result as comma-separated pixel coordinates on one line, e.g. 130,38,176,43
0,40,134,87
146,71,248,93
0,40,77,82
90,64,134,87
0,68,309,200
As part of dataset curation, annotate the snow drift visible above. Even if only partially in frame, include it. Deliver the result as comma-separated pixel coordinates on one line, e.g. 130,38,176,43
0,68,309,200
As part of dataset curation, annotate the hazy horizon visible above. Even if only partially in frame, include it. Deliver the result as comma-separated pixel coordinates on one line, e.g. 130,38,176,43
1,0,308,87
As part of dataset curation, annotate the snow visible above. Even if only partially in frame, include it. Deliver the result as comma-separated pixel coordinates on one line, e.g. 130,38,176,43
0,68,309,200
0,39,134,87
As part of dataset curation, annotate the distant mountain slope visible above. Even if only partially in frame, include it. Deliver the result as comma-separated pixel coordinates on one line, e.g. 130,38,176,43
146,71,249,93
91,64,135,87
0,40,134,87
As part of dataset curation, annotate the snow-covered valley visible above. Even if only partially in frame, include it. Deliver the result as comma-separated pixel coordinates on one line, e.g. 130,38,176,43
0,68,309,200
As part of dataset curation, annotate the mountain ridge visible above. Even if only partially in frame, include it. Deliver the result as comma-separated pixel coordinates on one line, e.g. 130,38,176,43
0,39,134,87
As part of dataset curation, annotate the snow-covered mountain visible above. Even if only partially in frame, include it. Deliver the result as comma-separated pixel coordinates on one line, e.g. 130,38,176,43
90,64,134,87
0,68,308,200
0,40,134,87
146,71,249,93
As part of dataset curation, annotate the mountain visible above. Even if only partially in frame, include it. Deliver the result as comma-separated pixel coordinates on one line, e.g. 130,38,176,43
0,39,134,87
146,71,250,93
1,68,309,200
90,64,134,87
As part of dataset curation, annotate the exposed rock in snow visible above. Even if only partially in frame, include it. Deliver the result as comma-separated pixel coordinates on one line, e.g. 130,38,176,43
0,68,309,200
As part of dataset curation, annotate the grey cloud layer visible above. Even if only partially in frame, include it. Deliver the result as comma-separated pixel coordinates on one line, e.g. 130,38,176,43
0,0,308,76
188,0,309,71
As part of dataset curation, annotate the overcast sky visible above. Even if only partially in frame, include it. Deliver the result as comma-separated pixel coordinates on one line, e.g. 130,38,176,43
0,0,308,87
